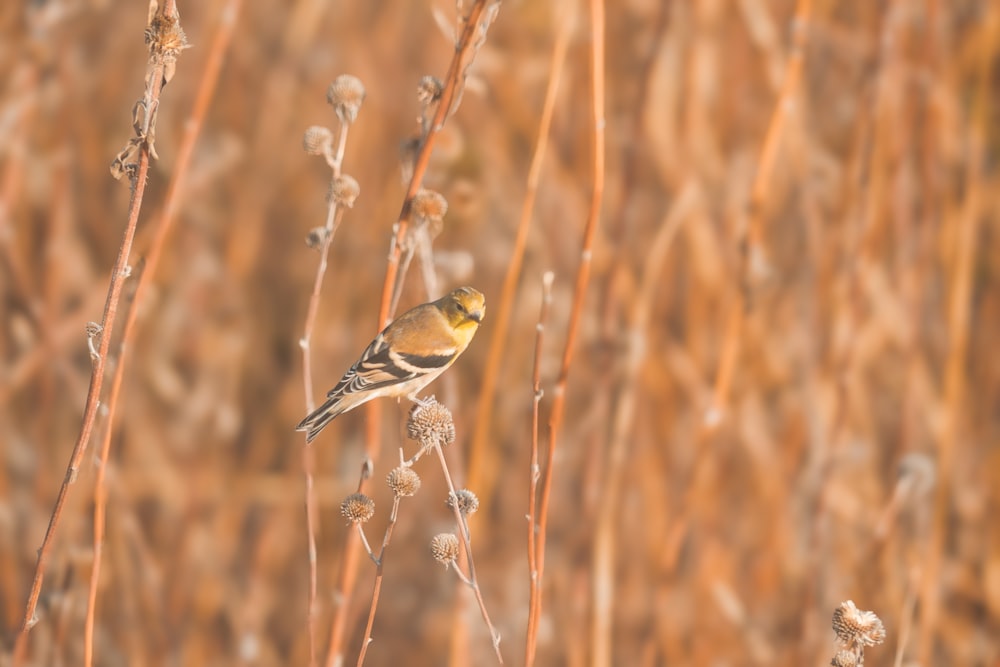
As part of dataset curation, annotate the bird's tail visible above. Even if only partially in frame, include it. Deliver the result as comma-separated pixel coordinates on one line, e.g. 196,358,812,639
295,397,345,444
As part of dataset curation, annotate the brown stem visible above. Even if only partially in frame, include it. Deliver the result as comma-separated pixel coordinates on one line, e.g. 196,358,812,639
525,271,554,667
434,444,503,664
80,3,240,665
355,495,403,667
467,0,574,497
12,20,169,662
534,0,605,647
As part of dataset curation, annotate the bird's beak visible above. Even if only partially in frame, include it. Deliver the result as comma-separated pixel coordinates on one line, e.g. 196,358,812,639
469,309,484,323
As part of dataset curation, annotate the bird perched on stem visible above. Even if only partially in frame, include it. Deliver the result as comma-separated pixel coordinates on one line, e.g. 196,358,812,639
297,286,485,443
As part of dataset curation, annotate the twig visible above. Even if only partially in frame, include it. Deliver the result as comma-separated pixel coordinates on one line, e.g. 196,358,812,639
374,0,500,332
467,0,573,499
301,111,355,667
525,271,554,667
326,4,502,664
741,0,812,302
355,494,403,667
433,444,503,664
82,3,240,665
663,0,813,582
534,0,605,649
591,190,690,667
12,4,184,662
918,6,993,658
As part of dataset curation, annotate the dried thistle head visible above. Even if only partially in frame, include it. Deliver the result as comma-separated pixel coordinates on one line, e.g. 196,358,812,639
830,650,858,667
412,188,448,221
430,533,460,565
305,227,329,250
448,489,479,515
387,466,421,497
327,74,366,124
328,174,360,208
832,601,886,647
340,493,375,523
406,398,456,448
417,75,444,106
303,125,333,156
145,8,189,58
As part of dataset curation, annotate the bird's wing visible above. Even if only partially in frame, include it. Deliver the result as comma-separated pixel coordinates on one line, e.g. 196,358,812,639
327,333,457,399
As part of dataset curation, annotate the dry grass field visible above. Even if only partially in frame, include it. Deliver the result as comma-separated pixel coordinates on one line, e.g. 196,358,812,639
2,0,999,665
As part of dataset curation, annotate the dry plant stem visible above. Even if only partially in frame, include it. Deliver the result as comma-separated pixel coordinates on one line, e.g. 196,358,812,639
16,160,150,655
433,444,503,664
355,495,403,667
919,14,992,659
535,0,605,645
325,470,368,667
592,194,689,667
741,0,812,298
525,272,554,667
330,4,500,664
11,4,182,657
375,0,498,332
894,567,919,667
81,4,241,665
301,120,351,667
467,0,573,496
663,0,812,579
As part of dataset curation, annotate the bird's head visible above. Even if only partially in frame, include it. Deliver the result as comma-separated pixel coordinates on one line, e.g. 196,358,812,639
440,286,485,331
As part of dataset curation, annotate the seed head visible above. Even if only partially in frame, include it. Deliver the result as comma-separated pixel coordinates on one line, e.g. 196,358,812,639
832,601,886,647
327,74,366,124
406,399,456,448
305,226,329,250
340,493,375,523
417,75,444,106
448,489,479,515
303,126,333,156
387,466,421,497
329,174,360,208
430,533,460,565
412,188,448,221
830,650,858,667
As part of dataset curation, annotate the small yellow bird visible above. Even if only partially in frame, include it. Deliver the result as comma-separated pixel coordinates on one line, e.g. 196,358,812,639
296,286,485,443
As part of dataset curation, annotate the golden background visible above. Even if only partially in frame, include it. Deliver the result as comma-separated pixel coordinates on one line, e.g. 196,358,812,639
1,0,998,665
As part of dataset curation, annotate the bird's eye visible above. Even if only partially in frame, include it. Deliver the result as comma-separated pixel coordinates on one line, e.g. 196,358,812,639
456,302,466,313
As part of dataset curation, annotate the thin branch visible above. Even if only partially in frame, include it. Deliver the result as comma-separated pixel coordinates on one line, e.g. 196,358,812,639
467,0,573,499
326,5,502,664
355,495,403,667
525,271,553,667
301,117,353,667
434,444,503,664
12,6,186,661
534,0,605,647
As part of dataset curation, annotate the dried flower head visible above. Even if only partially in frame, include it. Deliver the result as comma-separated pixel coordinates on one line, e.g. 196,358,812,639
830,650,858,667
832,601,886,647
340,493,375,523
417,75,444,106
406,398,456,448
327,74,366,124
329,174,360,208
145,9,189,57
387,466,421,497
303,125,333,156
412,188,448,221
305,226,329,250
448,489,480,515
430,533,460,564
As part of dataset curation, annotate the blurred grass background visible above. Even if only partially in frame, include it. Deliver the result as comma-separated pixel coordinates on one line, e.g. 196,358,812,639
2,0,999,665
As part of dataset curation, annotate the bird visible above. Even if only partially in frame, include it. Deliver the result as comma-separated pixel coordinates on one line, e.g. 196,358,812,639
296,286,485,443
